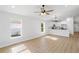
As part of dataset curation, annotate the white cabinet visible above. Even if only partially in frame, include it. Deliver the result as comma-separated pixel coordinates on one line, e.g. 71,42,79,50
49,29,69,37
45,20,70,37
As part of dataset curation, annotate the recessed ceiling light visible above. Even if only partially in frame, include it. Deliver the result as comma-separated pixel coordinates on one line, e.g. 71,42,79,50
11,5,15,8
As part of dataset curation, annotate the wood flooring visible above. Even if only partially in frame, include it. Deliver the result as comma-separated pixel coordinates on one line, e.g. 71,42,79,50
0,33,79,53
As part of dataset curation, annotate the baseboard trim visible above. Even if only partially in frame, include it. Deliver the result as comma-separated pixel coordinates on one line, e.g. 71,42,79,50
0,34,46,48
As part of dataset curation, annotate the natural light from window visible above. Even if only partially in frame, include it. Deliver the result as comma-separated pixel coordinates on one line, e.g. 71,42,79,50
11,44,31,53
44,36,58,40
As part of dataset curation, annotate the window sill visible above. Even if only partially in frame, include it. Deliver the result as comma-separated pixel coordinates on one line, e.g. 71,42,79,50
10,36,22,39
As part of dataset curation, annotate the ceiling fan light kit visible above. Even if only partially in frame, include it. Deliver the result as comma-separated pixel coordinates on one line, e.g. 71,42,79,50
40,12,47,16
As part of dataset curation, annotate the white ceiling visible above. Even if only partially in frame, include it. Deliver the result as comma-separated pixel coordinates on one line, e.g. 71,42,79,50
0,5,79,19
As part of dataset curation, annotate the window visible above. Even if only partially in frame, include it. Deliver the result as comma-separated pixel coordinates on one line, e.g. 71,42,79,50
41,22,45,32
10,20,22,38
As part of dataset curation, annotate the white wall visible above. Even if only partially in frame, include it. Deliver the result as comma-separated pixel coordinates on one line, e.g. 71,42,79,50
0,11,44,48
74,16,79,32
67,17,74,35
22,16,45,40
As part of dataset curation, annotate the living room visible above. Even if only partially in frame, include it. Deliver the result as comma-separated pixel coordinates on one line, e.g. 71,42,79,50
0,5,79,53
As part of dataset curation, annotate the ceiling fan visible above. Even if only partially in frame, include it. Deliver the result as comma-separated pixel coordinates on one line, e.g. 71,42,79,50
34,5,54,16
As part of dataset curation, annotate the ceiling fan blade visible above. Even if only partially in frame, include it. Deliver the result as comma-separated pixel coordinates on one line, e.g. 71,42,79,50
34,5,53,15
45,12,49,15
46,10,54,12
